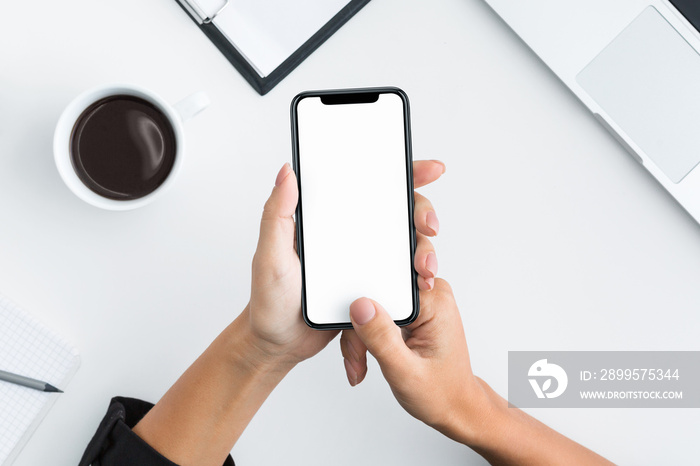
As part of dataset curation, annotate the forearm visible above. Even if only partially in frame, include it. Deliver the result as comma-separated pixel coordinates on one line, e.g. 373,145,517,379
133,307,293,466
465,379,612,465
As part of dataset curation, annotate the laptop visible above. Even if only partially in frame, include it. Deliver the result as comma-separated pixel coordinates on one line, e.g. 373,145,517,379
483,0,700,223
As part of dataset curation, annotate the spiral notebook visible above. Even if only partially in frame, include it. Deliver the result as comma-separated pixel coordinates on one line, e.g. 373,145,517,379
0,294,80,466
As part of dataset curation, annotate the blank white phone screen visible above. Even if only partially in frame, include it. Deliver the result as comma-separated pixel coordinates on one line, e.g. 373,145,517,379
296,93,415,325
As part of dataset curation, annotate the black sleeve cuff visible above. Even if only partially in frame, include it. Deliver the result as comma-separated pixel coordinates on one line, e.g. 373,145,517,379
80,397,235,466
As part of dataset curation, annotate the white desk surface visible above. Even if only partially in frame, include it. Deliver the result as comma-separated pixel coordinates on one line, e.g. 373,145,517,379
2,1,700,464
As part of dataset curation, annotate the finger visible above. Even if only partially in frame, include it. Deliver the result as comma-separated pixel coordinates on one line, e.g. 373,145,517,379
340,329,368,387
417,275,435,292
414,191,439,237
409,278,454,330
414,233,437,280
256,163,297,259
349,298,413,374
413,160,446,189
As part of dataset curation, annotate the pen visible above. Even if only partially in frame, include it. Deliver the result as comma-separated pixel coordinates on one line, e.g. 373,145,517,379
0,369,63,393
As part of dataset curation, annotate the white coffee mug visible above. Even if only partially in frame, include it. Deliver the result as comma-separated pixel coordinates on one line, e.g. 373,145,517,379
54,83,209,210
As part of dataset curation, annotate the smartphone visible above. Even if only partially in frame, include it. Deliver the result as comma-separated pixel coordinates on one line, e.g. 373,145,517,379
291,87,418,330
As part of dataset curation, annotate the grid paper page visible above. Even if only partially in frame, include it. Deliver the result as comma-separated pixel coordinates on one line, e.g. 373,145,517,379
0,294,80,466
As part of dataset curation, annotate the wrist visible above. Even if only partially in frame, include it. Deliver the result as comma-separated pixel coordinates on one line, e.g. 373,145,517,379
438,376,502,448
457,379,612,465
132,307,296,464
462,378,531,459
212,306,297,379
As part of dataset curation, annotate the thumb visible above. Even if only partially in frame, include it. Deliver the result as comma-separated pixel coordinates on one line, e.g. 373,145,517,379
349,298,412,371
257,163,298,257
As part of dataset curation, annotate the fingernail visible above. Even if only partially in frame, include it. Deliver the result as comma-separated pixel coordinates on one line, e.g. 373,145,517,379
426,211,440,236
350,299,376,325
344,358,358,386
433,160,446,174
426,277,435,290
275,163,292,187
425,252,438,278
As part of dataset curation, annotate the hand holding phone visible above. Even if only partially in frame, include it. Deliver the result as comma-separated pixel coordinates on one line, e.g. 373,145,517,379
247,158,442,362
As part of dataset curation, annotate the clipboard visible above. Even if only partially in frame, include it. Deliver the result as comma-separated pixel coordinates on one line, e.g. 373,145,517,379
175,0,372,95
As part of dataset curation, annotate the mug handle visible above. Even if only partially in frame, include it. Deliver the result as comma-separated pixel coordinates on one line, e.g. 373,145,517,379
174,91,210,122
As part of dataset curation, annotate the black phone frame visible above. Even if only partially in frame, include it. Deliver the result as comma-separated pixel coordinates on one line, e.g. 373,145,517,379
290,87,419,330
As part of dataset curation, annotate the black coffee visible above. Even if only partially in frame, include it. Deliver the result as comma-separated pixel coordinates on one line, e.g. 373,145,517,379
70,95,177,200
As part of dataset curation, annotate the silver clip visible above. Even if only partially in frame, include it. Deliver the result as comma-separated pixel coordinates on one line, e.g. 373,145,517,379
179,0,230,25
